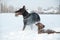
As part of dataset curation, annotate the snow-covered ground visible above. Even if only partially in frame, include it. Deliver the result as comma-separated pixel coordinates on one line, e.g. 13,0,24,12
0,13,60,40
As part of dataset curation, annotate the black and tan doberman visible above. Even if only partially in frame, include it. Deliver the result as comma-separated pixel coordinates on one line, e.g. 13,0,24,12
15,6,45,33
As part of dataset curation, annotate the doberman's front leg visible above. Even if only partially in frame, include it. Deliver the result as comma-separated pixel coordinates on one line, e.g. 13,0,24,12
23,21,27,31
23,24,26,30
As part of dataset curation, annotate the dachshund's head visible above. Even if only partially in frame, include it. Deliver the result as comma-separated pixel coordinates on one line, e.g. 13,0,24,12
36,23,45,29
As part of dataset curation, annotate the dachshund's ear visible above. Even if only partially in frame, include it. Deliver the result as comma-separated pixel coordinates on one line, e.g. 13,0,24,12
23,5,25,9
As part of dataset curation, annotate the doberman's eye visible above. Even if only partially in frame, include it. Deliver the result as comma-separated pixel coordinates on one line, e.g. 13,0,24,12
19,9,23,12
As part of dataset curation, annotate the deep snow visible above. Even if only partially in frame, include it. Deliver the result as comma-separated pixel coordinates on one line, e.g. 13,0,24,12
0,13,60,40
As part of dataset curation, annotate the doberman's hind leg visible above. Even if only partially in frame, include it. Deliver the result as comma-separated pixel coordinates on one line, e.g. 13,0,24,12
29,24,33,30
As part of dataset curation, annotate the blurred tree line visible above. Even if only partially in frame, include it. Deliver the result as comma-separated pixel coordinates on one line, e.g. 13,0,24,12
0,3,15,13
33,5,60,14
0,0,16,13
0,0,60,14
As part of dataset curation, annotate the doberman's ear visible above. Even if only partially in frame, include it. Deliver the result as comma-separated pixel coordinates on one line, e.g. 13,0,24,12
23,5,25,9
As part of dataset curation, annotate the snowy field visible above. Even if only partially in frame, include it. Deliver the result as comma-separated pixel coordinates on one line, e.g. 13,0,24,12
0,13,60,40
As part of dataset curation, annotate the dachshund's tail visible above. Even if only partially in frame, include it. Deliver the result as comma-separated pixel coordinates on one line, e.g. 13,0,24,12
54,32,60,33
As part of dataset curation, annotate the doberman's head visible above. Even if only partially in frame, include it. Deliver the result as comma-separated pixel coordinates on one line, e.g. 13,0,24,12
15,6,28,17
